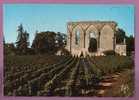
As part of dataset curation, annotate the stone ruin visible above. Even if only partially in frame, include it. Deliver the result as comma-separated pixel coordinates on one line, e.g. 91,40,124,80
66,21,126,57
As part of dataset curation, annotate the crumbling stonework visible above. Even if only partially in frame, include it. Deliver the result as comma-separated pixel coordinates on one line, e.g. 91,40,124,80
115,44,126,56
66,21,126,57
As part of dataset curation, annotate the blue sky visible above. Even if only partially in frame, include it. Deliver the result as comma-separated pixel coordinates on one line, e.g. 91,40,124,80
3,4,134,44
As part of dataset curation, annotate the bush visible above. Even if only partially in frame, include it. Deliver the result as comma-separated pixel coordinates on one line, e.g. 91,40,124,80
103,50,118,56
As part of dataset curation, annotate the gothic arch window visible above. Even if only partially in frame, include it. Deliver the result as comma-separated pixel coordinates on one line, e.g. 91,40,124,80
75,29,80,45
89,32,97,38
88,32,97,52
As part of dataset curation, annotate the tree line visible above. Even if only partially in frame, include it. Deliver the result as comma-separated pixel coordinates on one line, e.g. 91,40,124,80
116,28,134,55
4,24,67,55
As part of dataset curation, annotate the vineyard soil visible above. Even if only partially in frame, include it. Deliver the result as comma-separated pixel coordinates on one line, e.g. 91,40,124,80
4,55,134,97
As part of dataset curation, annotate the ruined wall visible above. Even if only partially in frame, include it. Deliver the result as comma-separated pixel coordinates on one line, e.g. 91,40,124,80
66,21,126,57
99,25,115,51
115,44,126,56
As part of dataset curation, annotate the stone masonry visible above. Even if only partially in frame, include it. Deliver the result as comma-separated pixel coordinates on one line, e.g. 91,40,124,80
66,21,126,57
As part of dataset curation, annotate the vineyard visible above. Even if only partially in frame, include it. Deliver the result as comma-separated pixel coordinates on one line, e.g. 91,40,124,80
4,55,134,96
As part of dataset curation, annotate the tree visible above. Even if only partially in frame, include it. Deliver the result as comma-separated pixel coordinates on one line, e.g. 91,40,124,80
4,43,15,55
15,24,29,54
116,28,134,55
116,28,126,44
126,35,134,54
31,31,56,54
55,32,67,49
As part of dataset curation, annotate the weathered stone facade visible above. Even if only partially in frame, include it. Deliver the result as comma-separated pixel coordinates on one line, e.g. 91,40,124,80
115,44,126,56
66,21,126,57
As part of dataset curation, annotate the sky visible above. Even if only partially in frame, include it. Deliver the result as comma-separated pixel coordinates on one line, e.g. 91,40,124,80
3,4,134,44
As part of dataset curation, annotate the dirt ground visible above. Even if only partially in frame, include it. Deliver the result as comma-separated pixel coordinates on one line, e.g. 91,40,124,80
96,69,134,97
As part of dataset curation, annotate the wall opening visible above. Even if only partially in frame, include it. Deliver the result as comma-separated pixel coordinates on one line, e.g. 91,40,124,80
75,29,80,45
88,32,97,52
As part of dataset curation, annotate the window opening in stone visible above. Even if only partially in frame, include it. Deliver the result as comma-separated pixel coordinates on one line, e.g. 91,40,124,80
75,30,80,45
88,32,97,52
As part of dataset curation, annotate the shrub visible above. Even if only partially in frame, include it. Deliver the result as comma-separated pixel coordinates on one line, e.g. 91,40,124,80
103,50,119,56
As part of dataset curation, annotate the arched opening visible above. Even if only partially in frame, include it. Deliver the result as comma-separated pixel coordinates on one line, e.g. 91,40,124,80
88,32,97,52
75,29,80,45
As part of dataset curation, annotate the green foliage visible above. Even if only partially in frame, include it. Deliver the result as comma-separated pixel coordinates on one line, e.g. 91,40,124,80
4,43,15,55
31,31,56,54
55,32,67,48
31,31,67,54
92,56,133,75
126,35,135,55
60,47,71,56
15,24,29,55
103,50,117,55
4,54,134,96
116,28,126,44
115,28,134,55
